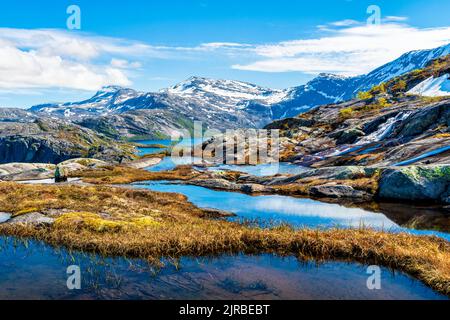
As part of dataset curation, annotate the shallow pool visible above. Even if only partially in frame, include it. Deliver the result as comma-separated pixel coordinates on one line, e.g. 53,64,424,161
0,237,445,300
135,181,450,241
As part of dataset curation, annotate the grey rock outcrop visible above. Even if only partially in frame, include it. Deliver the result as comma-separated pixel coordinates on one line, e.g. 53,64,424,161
378,165,450,203
7,212,54,226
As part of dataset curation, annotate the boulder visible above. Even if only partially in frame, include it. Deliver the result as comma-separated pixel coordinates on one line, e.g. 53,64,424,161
0,163,56,181
188,179,271,193
378,165,450,203
7,212,54,226
335,128,365,145
281,166,376,183
240,184,268,194
201,208,236,218
188,179,241,191
126,157,162,169
0,212,11,223
309,184,371,199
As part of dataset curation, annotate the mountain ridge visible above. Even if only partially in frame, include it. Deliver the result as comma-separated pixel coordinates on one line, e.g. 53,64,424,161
27,43,450,139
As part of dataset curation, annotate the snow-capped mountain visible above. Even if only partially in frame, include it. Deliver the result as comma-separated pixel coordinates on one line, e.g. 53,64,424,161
29,43,450,138
31,77,287,133
166,76,287,106
31,86,143,117
270,73,351,119
31,77,289,138
352,43,450,96
264,43,450,118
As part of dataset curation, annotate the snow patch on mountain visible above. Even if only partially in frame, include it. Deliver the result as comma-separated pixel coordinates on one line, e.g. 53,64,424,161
166,76,287,106
407,74,450,97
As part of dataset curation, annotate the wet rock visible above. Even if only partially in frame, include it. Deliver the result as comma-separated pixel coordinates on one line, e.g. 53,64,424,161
309,184,371,199
334,128,365,145
240,184,268,194
0,163,56,181
201,208,236,218
7,212,54,226
398,104,443,138
189,179,240,191
281,166,376,183
188,179,271,194
126,157,162,169
0,212,11,223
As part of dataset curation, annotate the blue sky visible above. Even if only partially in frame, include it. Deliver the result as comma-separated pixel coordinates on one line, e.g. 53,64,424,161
0,0,449,107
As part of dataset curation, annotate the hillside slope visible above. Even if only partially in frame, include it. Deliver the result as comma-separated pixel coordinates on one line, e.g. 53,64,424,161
266,55,450,168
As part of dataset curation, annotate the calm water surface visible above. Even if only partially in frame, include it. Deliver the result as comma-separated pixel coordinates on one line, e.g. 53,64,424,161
135,181,450,241
0,238,445,300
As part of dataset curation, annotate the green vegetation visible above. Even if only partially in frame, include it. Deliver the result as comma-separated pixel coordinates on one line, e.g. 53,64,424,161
391,79,407,92
356,91,374,100
376,97,391,108
339,107,354,119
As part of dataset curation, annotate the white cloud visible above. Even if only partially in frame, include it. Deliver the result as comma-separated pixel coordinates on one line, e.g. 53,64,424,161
0,28,150,90
232,23,450,75
1,22,450,91
329,19,360,27
384,16,408,22
110,58,142,69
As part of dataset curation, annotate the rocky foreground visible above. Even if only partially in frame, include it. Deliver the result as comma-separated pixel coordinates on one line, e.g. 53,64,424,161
0,180,448,296
180,164,450,207
264,55,450,168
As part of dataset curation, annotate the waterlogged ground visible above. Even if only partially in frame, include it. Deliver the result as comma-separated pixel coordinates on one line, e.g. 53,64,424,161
0,237,446,300
134,181,450,241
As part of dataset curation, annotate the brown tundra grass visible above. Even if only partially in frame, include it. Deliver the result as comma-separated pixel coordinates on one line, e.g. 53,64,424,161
0,181,449,296
70,165,200,184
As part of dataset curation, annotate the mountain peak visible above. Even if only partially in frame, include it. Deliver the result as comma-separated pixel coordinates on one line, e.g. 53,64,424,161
94,85,131,96
316,73,349,80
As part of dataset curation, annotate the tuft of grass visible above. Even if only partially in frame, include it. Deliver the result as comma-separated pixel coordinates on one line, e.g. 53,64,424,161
432,133,450,139
356,91,374,100
12,207,40,218
339,107,354,119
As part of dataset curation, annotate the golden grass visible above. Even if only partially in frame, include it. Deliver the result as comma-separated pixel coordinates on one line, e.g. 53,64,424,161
432,133,450,139
70,165,200,184
0,181,448,296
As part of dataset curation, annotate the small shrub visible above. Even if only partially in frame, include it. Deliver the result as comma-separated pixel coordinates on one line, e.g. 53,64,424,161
339,107,354,119
357,91,373,100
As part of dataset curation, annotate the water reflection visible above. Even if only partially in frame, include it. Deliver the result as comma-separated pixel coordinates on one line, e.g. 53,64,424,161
0,237,445,300
207,163,307,177
135,181,450,241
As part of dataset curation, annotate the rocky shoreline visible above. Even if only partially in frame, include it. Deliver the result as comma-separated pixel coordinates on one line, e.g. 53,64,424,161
179,164,450,206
